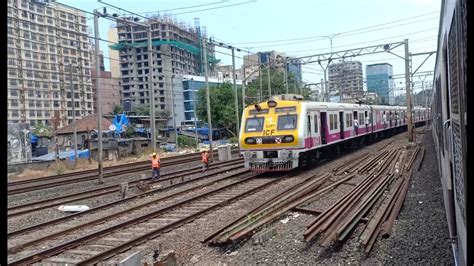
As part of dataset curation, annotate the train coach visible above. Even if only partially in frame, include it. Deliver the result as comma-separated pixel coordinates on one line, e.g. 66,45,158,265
430,0,468,264
239,94,429,171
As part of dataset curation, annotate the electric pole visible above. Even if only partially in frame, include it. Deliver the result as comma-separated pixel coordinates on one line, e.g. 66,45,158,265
171,75,178,151
242,66,246,111
258,52,263,102
404,39,414,142
202,38,213,160
284,61,289,94
69,64,78,165
93,9,104,184
267,54,271,98
231,47,240,139
147,25,157,152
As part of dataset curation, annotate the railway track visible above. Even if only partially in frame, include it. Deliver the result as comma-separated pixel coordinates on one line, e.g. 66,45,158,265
9,171,286,264
7,158,244,218
8,149,239,195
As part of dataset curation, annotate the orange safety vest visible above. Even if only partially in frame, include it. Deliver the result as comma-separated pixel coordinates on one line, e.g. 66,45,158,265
151,157,160,168
201,152,209,164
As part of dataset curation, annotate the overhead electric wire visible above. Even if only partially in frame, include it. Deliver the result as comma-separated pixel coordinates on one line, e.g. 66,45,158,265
231,11,439,45
138,0,228,14
251,21,438,48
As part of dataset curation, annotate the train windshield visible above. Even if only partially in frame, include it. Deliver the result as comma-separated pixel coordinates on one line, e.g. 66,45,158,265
245,117,264,132
278,114,298,130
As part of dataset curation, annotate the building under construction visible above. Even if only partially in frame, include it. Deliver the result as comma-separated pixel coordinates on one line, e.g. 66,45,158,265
110,16,217,127
7,0,94,128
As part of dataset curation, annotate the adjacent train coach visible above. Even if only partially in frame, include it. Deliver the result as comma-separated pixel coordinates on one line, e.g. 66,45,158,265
431,0,468,264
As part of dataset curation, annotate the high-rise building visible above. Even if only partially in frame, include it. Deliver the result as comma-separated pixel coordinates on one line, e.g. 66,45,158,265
107,27,120,78
91,69,121,115
110,15,216,127
366,63,394,105
328,60,364,102
7,0,94,128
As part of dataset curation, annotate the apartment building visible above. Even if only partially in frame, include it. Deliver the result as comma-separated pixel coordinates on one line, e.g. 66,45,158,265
328,60,364,101
110,15,216,127
7,0,94,128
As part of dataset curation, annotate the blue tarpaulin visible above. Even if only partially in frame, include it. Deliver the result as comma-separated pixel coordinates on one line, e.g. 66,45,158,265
30,134,38,145
31,149,90,161
112,113,129,134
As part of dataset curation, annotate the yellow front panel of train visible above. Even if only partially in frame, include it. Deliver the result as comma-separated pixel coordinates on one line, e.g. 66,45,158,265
240,100,301,149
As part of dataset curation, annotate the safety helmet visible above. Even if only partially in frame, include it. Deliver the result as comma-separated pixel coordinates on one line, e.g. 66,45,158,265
152,152,157,157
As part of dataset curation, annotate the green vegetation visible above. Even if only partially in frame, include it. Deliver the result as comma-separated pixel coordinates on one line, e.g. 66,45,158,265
177,135,198,148
112,105,124,114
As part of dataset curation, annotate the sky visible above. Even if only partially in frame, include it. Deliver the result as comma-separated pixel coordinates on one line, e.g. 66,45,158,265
64,0,441,95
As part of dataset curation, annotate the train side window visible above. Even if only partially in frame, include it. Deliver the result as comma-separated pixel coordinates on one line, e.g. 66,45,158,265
314,115,318,133
329,114,336,130
245,117,264,132
277,114,298,130
345,113,352,127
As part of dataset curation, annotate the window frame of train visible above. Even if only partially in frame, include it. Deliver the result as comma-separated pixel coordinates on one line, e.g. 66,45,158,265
245,117,265,132
358,113,364,127
277,114,298,130
329,113,338,130
345,113,353,128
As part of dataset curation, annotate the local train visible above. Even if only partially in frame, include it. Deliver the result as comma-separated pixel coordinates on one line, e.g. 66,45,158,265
239,94,429,171
431,0,468,264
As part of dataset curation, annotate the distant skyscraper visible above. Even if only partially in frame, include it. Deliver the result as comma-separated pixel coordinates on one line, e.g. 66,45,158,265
366,63,394,105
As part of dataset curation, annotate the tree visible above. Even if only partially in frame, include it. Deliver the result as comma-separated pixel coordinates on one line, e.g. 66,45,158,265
244,69,310,105
177,135,198,148
196,82,241,137
112,105,123,115
133,105,150,116
33,121,53,137
124,124,135,138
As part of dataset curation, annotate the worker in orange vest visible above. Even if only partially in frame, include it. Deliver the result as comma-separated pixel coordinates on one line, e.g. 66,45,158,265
150,152,161,181
201,148,210,172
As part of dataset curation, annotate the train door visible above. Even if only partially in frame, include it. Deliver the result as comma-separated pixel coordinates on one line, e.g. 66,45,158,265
353,111,358,135
364,110,369,133
306,114,313,148
339,111,344,139
320,112,327,144
389,111,392,127
369,107,374,133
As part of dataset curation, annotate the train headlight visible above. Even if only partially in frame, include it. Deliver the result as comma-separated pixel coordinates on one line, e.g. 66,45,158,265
245,137,255,144
267,100,277,108
280,150,289,158
283,135,294,143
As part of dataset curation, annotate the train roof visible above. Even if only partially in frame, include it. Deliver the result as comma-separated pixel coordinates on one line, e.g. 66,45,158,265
300,101,408,110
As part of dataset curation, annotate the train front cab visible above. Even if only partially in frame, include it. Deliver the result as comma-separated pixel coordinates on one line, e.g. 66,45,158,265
239,99,303,171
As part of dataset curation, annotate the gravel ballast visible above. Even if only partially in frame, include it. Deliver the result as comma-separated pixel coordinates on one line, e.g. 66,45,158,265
9,128,453,264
